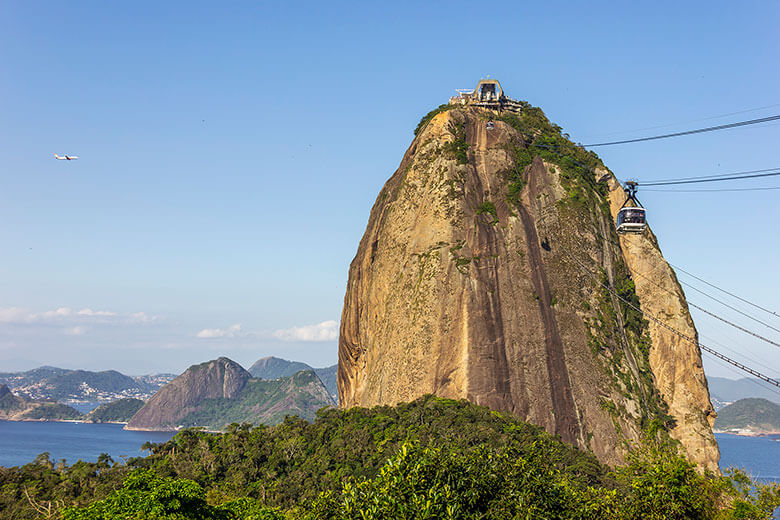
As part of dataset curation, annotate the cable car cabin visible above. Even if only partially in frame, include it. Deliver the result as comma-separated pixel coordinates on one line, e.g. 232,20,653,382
616,207,647,234
486,121,495,130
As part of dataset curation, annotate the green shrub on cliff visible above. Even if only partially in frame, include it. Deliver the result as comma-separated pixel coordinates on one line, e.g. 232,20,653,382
414,104,453,136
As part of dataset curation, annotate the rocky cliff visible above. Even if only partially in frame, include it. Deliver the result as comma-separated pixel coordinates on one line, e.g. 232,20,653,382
126,358,334,431
338,104,719,470
126,357,250,430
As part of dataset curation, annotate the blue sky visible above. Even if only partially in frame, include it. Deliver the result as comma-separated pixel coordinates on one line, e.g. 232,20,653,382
1,1,778,380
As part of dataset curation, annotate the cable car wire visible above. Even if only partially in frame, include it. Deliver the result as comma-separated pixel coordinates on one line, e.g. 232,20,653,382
566,244,780,386
701,351,780,398
626,265,780,336
634,166,780,184
700,330,780,380
536,216,780,387
587,225,780,343
640,170,780,187
643,186,780,192
670,263,780,319
582,114,780,147
585,221,780,333
579,103,780,139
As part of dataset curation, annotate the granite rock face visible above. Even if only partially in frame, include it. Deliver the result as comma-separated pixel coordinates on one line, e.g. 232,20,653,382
338,106,719,470
126,357,250,430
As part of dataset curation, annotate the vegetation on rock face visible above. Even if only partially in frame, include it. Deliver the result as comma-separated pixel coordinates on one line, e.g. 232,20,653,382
715,398,780,432
492,103,675,439
476,201,498,224
172,370,334,429
414,103,453,136
2,396,779,519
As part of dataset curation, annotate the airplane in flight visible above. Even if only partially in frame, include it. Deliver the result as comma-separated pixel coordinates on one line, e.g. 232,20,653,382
54,154,78,161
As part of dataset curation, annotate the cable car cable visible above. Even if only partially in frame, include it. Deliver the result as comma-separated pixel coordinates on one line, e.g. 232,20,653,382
633,166,780,184
639,170,780,187
580,103,780,139
582,114,780,147
586,223,780,337
584,218,779,322
642,186,780,192
538,216,780,387
701,351,780,399
700,331,780,379
626,266,780,336
669,263,780,319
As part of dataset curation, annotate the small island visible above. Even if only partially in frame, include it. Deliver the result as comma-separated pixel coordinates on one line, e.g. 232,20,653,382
714,397,780,436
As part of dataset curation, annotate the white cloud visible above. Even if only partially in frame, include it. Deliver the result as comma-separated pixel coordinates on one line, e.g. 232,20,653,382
273,320,339,342
67,326,87,336
77,308,117,317
0,306,157,325
196,323,243,339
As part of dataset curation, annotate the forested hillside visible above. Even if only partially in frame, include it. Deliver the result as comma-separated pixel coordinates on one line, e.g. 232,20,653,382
0,366,174,402
715,398,780,433
1,396,778,519
86,398,145,423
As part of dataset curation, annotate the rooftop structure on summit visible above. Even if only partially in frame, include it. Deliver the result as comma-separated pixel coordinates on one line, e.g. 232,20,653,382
449,78,523,113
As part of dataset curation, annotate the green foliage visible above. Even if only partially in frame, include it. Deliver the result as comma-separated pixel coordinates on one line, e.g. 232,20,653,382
61,469,218,519
722,468,780,519
498,104,605,212
611,438,725,520
414,104,453,136
87,398,145,423
476,201,498,224
3,396,780,519
443,137,469,165
19,402,82,420
715,398,780,432
455,257,471,273
476,201,497,217
305,441,595,520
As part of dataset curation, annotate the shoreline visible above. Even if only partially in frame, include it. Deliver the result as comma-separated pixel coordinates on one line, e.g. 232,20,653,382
0,418,174,432
1,418,220,434
714,429,780,437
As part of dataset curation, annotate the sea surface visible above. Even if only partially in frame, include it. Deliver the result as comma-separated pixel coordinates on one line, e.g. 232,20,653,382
0,420,174,467
0,422,778,483
715,432,780,483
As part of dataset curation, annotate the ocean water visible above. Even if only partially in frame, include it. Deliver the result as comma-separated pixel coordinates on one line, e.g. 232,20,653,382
0,420,174,467
716,432,780,483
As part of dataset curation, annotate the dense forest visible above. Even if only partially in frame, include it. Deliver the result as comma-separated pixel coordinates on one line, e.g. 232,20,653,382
1,396,778,519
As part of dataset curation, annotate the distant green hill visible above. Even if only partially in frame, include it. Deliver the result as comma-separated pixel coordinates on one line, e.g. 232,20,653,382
86,398,145,423
178,370,335,428
708,377,780,409
248,356,338,403
248,356,313,379
18,402,82,420
314,365,337,403
0,384,82,421
127,358,335,431
0,384,29,415
714,398,780,433
0,366,173,402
